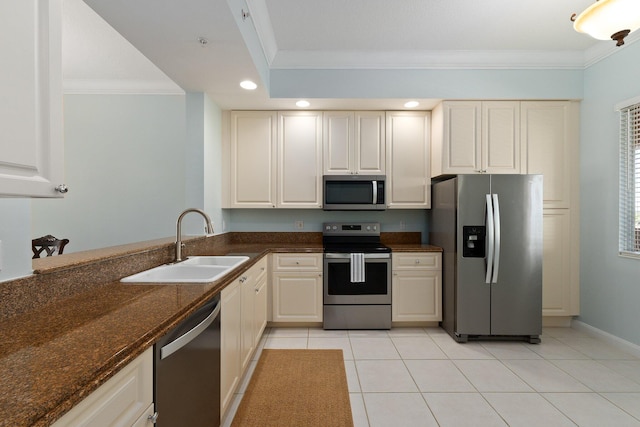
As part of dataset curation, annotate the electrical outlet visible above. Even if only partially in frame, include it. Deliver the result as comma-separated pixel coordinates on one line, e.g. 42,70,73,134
400,220,406,230
223,220,227,232
295,220,304,230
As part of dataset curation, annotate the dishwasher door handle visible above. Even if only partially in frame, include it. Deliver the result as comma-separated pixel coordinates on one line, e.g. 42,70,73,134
160,301,221,360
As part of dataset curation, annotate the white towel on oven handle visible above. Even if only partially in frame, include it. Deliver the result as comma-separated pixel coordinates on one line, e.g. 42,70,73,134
350,253,365,283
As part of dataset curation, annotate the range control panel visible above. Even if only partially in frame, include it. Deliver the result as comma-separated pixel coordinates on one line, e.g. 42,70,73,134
322,222,380,237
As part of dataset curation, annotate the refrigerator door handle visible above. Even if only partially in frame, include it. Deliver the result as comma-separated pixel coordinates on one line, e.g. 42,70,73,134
485,194,495,284
491,193,501,283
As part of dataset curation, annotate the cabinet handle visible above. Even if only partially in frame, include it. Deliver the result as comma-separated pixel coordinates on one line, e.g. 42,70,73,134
55,184,69,194
148,412,159,424
415,259,420,264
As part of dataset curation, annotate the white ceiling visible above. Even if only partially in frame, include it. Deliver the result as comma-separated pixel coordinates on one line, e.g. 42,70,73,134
66,0,633,110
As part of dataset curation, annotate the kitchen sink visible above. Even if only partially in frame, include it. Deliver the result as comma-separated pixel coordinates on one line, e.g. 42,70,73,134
121,256,249,283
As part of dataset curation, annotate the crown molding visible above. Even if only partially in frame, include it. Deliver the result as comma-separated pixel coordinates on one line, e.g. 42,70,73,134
583,30,640,68
270,49,588,70
63,79,185,95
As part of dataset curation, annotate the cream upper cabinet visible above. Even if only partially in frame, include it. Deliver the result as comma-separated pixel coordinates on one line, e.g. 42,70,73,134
386,111,431,209
432,101,521,176
277,111,323,208
323,111,385,175
522,101,579,209
226,111,277,208
0,0,65,197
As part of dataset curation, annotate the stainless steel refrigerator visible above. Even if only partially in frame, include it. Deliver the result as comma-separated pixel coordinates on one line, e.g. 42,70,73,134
429,174,543,344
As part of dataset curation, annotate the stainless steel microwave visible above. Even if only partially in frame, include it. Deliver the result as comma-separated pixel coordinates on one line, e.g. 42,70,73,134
323,175,386,210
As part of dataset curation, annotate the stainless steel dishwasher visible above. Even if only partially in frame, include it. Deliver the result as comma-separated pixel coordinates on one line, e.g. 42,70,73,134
154,294,221,427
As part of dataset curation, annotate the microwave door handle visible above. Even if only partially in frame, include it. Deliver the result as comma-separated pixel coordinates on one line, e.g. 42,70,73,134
372,180,377,204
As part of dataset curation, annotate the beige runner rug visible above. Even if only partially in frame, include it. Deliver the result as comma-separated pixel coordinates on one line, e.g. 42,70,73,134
231,349,354,427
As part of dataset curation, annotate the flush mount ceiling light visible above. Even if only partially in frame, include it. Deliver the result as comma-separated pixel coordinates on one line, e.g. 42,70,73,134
239,80,257,90
404,101,420,108
571,0,640,46
296,100,310,108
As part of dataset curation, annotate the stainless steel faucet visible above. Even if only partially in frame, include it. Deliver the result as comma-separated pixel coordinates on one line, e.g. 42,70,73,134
175,208,214,262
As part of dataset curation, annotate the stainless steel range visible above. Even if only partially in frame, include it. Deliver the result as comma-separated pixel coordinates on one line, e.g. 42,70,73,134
323,222,391,330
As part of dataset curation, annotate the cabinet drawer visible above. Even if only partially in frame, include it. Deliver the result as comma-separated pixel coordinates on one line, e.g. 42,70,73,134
392,253,441,270
273,253,322,271
252,256,269,282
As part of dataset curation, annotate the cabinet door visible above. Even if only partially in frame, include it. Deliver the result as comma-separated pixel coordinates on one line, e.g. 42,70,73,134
522,101,577,209
229,111,277,208
386,111,431,208
392,270,442,322
323,111,353,175
220,280,242,415
272,272,323,322
442,101,481,174
240,274,255,372
52,349,153,427
483,101,521,174
254,274,268,344
0,0,64,197
277,111,322,208
355,111,385,174
542,210,576,316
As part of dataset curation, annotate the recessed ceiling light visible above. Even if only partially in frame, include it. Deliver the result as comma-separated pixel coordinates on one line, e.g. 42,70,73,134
240,80,257,90
296,100,310,108
404,101,419,108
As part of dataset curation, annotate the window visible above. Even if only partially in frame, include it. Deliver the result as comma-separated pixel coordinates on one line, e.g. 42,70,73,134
618,99,640,258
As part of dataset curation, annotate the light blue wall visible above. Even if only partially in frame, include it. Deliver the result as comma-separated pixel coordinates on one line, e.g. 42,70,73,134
270,68,584,100
184,92,229,235
32,94,187,254
227,209,429,241
579,41,640,346
0,199,32,282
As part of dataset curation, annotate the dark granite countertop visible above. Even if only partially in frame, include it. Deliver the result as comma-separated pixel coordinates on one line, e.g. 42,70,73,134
0,232,438,426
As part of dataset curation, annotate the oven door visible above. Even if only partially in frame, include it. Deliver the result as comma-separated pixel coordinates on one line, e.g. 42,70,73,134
323,253,391,304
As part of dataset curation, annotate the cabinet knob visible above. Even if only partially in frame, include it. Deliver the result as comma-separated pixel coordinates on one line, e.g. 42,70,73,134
148,412,159,424
415,259,421,264
255,288,259,293
55,184,69,194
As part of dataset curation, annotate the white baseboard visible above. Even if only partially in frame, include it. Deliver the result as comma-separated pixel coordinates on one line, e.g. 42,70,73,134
571,319,640,358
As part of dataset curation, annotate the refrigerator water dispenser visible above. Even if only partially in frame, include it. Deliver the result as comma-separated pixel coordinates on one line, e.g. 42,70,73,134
463,226,485,258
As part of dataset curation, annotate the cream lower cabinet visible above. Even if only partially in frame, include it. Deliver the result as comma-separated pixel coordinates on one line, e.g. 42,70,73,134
271,253,323,323
221,257,268,417
542,210,579,317
52,348,153,427
386,111,431,208
391,253,442,322
220,277,242,416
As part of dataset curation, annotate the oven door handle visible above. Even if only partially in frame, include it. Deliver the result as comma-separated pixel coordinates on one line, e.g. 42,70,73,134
325,253,390,259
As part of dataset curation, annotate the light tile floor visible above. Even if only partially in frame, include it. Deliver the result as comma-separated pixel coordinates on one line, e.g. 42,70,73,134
222,327,640,427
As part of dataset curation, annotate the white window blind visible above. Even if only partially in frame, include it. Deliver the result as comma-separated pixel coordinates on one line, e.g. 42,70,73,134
619,101,640,257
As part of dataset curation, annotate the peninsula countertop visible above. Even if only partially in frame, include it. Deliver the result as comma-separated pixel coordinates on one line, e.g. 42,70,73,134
0,233,440,426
